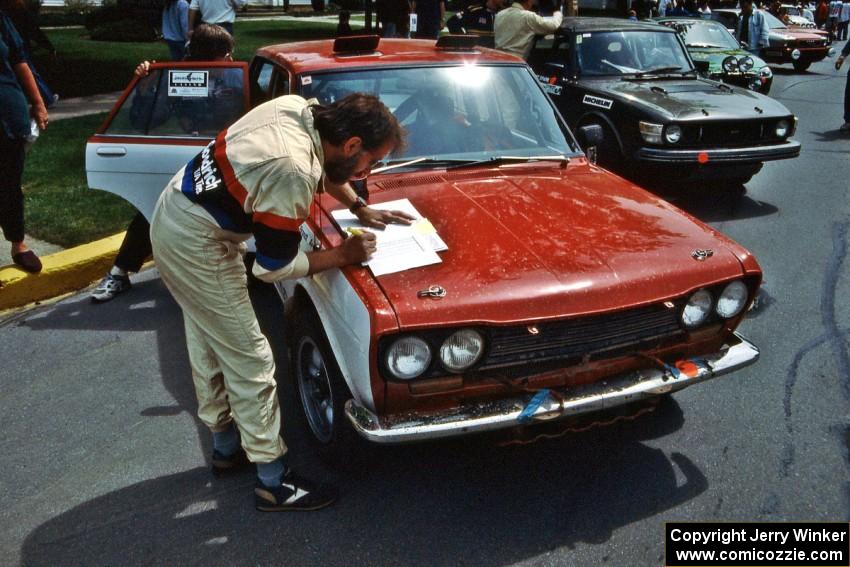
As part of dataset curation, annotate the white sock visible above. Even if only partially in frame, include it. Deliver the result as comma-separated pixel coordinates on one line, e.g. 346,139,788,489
110,266,128,277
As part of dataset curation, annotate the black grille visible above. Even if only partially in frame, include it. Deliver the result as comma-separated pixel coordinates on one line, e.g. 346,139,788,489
480,303,683,369
681,120,779,148
791,39,826,47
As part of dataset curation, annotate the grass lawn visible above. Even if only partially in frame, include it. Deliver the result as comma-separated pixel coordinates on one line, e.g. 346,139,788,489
34,19,341,99
23,112,137,247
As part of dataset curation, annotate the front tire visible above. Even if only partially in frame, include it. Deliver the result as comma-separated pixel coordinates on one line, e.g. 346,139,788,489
792,60,811,72
288,302,362,464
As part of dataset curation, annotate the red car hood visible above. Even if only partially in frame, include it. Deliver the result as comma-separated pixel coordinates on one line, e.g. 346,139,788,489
366,163,749,329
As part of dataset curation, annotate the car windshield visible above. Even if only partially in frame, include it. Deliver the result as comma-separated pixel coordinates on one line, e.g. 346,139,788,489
576,31,693,76
663,20,741,49
299,65,576,166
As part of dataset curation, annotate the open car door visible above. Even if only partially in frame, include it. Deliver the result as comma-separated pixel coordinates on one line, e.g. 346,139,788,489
86,61,250,221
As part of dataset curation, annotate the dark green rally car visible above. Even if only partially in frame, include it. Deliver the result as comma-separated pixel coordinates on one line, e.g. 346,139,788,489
655,17,773,95
528,18,799,185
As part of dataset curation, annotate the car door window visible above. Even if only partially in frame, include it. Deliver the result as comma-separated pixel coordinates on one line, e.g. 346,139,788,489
104,63,248,138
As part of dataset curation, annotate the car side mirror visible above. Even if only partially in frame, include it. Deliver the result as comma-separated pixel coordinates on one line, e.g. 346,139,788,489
577,124,604,163
739,40,749,49
694,60,710,74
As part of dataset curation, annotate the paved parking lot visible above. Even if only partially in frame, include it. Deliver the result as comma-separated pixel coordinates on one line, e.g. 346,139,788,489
1,49,849,566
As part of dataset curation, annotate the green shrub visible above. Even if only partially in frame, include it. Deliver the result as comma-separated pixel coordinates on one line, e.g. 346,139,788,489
89,19,158,41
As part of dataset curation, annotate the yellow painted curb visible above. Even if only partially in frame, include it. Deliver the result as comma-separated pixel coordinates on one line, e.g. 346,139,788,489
0,232,126,311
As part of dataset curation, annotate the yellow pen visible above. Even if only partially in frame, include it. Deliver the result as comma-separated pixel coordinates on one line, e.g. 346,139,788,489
347,227,367,237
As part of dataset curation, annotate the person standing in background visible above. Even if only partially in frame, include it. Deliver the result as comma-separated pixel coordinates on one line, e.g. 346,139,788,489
411,0,445,39
828,0,841,37
835,37,850,131
0,8,48,273
0,0,54,56
495,0,562,59
816,0,829,28
91,24,234,303
162,0,190,61
839,0,849,40
737,0,771,57
188,0,244,36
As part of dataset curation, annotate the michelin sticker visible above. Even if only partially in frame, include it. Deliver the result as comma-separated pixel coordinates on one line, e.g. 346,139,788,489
168,70,209,97
582,94,613,109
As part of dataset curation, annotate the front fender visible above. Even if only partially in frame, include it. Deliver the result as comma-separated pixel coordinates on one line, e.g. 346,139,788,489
280,272,376,413
577,111,627,157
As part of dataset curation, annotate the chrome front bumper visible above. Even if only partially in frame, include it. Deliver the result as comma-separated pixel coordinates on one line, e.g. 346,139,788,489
636,141,800,164
345,333,759,444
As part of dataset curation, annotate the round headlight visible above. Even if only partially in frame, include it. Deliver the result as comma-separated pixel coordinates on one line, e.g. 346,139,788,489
722,55,739,73
775,119,790,138
738,56,754,72
682,289,713,329
664,124,682,144
439,329,485,373
716,280,749,319
386,336,432,380
791,48,801,60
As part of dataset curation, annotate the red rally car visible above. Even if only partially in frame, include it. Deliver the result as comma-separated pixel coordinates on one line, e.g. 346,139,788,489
87,36,761,456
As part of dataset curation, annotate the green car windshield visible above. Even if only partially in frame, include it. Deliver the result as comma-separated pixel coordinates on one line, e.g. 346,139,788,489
299,65,576,164
669,20,741,50
577,31,693,76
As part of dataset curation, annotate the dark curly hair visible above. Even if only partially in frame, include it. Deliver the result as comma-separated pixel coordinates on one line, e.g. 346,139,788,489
311,93,407,154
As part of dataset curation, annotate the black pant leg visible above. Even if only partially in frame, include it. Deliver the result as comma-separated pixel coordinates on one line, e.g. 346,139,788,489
114,212,152,273
0,136,26,244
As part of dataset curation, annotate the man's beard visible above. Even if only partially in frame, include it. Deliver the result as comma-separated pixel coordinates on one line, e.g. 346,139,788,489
324,151,363,185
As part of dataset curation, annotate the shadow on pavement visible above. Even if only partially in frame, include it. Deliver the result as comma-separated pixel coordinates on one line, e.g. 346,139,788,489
18,273,707,566
659,187,779,223
811,128,850,142
21,406,704,567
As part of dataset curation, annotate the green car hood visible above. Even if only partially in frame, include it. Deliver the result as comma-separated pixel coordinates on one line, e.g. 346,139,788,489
688,47,769,75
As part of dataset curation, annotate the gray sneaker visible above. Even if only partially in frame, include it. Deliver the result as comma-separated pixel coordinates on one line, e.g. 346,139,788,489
91,273,131,303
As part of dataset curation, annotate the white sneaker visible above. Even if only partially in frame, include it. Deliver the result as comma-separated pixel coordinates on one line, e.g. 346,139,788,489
91,273,131,303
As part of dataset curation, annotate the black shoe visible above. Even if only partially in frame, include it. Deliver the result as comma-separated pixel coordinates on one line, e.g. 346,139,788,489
211,447,250,476
12,250,42,273
254,471,338,512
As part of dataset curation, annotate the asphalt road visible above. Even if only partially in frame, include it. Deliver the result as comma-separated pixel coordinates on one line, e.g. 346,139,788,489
2,48,849,567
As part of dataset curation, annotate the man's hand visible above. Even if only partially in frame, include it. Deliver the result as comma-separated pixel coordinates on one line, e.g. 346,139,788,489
354,206,415,229
341,231,377,264
135,60,153,77
837,55,845,70
31,103,48,130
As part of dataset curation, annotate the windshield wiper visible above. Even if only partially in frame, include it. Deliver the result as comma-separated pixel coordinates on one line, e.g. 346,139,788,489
374,155,569,173
686,43,726,48
445,155,569,171
629,65,686,78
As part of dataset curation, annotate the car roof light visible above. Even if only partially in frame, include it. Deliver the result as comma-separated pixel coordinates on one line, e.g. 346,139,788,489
435,35,479,51
333,35,380,55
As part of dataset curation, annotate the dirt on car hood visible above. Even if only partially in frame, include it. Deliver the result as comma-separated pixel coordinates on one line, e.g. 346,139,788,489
366,162,751,329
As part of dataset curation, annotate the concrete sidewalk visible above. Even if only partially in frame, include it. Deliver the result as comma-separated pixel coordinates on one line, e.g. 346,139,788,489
1,91,124,310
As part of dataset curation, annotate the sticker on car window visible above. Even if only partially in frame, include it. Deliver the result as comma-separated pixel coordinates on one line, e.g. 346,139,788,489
168,70,209,97
576,35,582,44
582,33,592,37
301,75,312,86
541,83,563,95
583,94,613,109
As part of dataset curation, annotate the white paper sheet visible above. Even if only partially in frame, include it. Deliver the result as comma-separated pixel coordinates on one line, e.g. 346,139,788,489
331,198,446,276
